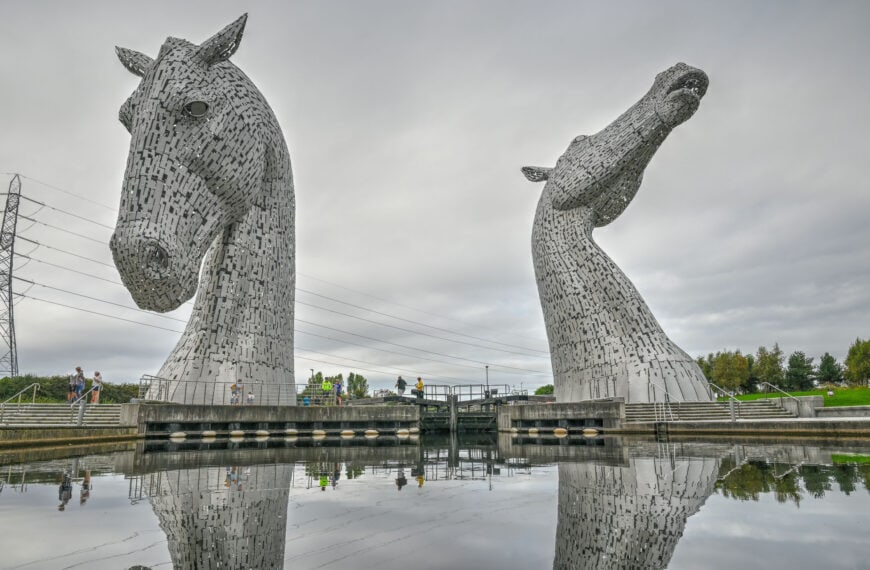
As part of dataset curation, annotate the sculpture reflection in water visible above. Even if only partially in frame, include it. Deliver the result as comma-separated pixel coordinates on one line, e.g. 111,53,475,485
142,464,294,569
553,442,725,570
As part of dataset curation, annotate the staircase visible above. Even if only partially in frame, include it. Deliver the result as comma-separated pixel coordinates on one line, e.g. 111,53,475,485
624,400,796,423
0,403,123,427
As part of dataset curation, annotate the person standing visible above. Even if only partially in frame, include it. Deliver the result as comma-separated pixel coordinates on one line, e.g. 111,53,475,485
72,367,85,401
67,371,77,402
395,376,407,397
91,372,103,404
415,377,424,399
334,379,343,407
321,377,333,406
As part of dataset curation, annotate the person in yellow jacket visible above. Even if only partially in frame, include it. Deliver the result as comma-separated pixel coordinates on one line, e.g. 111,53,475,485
414,377,424,399
321,378,333,405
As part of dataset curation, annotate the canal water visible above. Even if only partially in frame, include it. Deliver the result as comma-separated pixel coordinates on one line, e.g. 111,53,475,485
1,435,869,570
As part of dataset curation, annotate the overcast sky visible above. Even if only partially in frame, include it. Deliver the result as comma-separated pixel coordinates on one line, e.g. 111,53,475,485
1,0,868,390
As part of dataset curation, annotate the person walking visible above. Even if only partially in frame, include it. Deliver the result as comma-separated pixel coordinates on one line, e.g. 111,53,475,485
91,372,103,404
395,376,407,397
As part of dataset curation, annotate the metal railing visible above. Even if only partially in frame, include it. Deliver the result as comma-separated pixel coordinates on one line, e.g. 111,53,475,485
136,376,529,407
647,381,677,422
70,385,101,426
757,382,800,405
0,383,41,424
708,382,741,422
1,383,40,407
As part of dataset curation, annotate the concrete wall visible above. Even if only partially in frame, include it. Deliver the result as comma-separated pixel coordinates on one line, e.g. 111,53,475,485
0,426,138,448
135,403,420,435
770,396,823,418
497,401,624,432
815,405,870,418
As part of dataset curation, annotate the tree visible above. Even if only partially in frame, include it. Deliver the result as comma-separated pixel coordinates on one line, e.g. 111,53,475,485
785,351,815,391
535,384,554,395
695,354,714,381
347,372,369,399
845,338,870,387
711,351,750,392
755,344,785,389
816,352,844,385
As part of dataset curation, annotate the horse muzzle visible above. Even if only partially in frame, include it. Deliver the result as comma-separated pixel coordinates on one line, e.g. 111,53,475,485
110,223,199,312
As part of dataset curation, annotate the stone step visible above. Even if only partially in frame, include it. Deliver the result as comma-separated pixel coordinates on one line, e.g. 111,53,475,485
624,400,796,422
0,404,122,426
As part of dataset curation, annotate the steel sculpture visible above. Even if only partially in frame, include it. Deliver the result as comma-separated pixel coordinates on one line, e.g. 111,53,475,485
523,63,711,403
112,15,296,404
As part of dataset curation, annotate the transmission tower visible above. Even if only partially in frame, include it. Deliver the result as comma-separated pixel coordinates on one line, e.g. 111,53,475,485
0,174,21,379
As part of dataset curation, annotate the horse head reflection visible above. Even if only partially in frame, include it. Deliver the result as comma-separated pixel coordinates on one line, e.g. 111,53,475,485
553,440,729,570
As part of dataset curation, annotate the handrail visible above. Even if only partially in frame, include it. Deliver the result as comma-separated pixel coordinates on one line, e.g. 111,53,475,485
708,382,741,421
1,383,40,407
70,385,98,408
0,383,41,424
757,382,800,405
647,382,676,422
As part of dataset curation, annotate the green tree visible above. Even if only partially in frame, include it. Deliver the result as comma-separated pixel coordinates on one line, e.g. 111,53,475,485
711,351,750,392
816,352,844,385
346,372,369,399
534,384,554,395
845,338,870,387
785,351,815,391
695,354,714,381
743,353,759,393
755,344,785,389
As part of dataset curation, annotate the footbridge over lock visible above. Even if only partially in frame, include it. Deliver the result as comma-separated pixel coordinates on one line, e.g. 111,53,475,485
346,384,541,433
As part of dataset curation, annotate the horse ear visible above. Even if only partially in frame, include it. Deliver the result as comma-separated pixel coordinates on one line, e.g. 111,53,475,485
522,166,552,183
196,13,248,66
115,46,154,77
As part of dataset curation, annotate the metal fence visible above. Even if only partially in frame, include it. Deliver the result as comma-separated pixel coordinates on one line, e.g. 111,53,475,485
138,375,528,406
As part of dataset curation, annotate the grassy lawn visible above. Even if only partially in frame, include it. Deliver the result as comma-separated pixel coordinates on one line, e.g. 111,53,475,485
832,453,870,465
724,387,870,407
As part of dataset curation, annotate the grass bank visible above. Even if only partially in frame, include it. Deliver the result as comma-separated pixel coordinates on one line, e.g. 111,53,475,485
727,388,870,408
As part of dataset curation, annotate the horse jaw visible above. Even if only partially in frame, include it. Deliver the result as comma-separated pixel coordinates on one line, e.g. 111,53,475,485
110,165,222,313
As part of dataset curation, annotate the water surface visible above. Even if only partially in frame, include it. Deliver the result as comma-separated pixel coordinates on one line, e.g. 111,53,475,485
1,435,869,569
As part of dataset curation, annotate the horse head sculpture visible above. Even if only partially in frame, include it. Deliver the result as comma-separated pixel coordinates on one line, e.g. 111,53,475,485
113,15,296,404
523,63,711,403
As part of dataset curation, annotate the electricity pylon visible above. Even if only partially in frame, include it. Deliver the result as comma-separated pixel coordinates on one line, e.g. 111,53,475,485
0,174,21,379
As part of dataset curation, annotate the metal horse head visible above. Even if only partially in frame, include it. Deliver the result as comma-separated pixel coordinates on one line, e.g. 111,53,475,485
111,14,271,312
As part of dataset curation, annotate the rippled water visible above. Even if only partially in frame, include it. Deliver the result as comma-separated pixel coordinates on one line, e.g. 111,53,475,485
1,435,869,570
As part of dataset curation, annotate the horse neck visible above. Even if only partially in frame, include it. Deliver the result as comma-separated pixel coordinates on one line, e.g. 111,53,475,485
193,138,295,342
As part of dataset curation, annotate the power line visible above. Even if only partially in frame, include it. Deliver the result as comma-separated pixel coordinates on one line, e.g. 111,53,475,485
19,195,115,230
14,292,183,333
18,214,107,245
16,236,115,269
297,287,549,355
296,318,549,376
297,299,548,363
12,276,187,324
295,346,466,383
297,327,502,377
10,174,116,211
15,253,125,287
299,271,548,345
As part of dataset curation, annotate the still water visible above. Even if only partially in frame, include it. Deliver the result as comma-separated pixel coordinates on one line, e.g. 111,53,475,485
1,435,870,570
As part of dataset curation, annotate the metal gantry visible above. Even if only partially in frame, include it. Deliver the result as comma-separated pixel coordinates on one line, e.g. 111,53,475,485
0,174,21,379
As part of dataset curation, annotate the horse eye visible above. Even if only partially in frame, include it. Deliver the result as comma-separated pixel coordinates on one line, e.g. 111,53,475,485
184,100,209,118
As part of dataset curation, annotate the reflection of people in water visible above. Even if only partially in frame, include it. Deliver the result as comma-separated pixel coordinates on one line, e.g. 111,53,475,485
80,470,92,505
395,468,408,491
58,472,73,511
225,466,244,491
332,464,341,489
319,463,329,491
